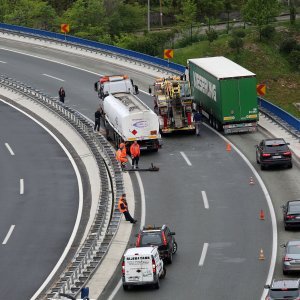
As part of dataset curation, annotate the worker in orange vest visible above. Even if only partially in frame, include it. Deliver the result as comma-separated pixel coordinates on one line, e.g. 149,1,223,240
116,143,128,169
130,140,140,169
118,193,137,224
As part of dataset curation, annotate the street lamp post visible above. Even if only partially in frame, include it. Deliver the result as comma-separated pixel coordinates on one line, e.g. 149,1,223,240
148,0,150,32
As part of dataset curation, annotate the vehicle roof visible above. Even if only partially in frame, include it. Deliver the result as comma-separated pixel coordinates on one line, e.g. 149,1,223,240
287,240,300,246
188,56,255,79
288,200,300,206
271,279,300,289
124,247,157,256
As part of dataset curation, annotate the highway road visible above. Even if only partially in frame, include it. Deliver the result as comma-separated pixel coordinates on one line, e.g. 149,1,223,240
0,99,80,299
0,37,299,299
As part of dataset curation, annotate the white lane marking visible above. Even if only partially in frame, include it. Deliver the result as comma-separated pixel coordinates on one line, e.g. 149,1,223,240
2,225,15,245
0,99,83,300
20,179,24,195
107,169,146,300
5,143,15,155
202,124,277,300
202,191,209,209
42,73,64,82
0,60,6,63
199,243,209,266
180,151,192,166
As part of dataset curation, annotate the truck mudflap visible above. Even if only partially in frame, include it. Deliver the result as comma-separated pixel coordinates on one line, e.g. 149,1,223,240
223,122,257,134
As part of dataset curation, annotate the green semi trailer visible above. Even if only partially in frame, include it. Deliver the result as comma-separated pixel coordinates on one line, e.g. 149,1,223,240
188,56,258,134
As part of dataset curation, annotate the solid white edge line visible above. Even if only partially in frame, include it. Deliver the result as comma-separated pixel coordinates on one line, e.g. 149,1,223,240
0,99,83,300
42,73,64,82
20,178,24,195
107,172,146,300
180,151,192,166
202,123,277,300
199,243,209,266
202,191,209,209
2,225,15,245
5,142,15,155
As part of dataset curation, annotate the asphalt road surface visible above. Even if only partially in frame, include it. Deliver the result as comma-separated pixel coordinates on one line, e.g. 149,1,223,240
0,99,79,299
1,38,299,299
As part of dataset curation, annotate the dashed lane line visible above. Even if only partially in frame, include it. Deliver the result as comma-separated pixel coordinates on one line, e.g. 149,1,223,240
2,225,15,245
5,143,15,155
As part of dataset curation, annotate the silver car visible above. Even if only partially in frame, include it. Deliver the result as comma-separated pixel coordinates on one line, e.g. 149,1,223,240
282,240,300,275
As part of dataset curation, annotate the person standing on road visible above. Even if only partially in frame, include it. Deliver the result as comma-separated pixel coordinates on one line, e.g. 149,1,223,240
193,109,202,136
130,140,140,169
118,193,137,224
116,143,128,169
58,87,66,103
94,108,101,132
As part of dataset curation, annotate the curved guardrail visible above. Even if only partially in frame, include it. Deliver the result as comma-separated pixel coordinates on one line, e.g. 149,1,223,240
0,23,299,137
0,75,124,299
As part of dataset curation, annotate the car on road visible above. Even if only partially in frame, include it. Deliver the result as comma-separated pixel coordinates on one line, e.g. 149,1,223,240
282,240,300,275
122,246,166,290
135,225,177,264
265,279,300,299
256,138,292,170
282,200,300,230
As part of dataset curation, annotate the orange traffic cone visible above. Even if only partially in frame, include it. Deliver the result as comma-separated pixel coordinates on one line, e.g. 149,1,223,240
260,210,265,220
259,248,265,260
226,143,231,152
249,177,255,185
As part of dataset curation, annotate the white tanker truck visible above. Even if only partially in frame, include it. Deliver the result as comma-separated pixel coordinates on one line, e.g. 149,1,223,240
94,75,161,151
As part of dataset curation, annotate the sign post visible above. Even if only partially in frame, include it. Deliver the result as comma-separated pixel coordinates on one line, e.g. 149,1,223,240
60,24,70,40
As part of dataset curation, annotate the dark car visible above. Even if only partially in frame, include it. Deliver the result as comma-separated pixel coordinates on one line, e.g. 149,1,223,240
265,279,300,300
256,138,292,170
281,240,300,275
135,225,177,264
282,200,300,230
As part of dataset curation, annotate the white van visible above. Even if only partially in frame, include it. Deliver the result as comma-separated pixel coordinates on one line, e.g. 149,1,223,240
122,246,166,290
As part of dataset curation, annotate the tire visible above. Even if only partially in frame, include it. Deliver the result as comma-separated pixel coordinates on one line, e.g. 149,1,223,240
288,163,293,169
160,266,167,279
284,224,289,231
260,164,265,170
172,241,178,254
154,278,160,289
283,269,288,275
167,252,173,264
256,153,260,164
123,284,129,291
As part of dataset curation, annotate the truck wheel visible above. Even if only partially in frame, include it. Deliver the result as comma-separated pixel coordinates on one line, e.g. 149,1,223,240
160,266,167,279
123,284,129,291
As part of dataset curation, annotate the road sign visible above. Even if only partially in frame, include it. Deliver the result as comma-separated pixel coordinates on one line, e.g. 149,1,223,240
61,24,70,33
256,84,266,96
164,49,174,59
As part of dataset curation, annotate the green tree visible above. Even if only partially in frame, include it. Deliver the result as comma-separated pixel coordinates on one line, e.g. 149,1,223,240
46,0,76,15
242,0,280,41
198,0,223,31
4,0,57,30
63,0,108,39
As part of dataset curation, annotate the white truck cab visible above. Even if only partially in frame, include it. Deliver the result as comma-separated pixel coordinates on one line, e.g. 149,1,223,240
122,246,166,290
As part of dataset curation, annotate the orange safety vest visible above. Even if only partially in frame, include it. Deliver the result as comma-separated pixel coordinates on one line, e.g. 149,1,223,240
118,197,128,213
130,143,140,157
116,149,122,162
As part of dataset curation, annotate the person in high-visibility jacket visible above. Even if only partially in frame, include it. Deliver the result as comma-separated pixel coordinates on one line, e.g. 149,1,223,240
130,140,140,169
118,193,137,224
116,143,128,169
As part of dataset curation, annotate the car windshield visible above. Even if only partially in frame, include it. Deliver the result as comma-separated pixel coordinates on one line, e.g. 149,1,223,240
270,289,299,297
140,232,162,246
288,245,300,254
289,203,300,213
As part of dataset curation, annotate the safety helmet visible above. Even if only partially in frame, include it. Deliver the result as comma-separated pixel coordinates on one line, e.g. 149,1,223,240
119,143,125,148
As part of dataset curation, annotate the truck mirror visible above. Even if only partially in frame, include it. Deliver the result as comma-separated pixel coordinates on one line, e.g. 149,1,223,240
149,87,152,94
94,82,98,91
134,85,139,94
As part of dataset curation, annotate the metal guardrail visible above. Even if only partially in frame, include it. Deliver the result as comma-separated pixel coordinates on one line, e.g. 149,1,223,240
1,23,299,137
258,97,300,139
0,75,124,299
0,23,185,75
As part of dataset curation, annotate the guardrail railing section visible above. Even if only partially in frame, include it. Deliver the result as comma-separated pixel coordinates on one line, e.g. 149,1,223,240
0,75,124,299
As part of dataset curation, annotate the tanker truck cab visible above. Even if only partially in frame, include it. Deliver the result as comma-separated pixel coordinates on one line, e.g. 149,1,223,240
122,247,166,290
96,75,139,99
